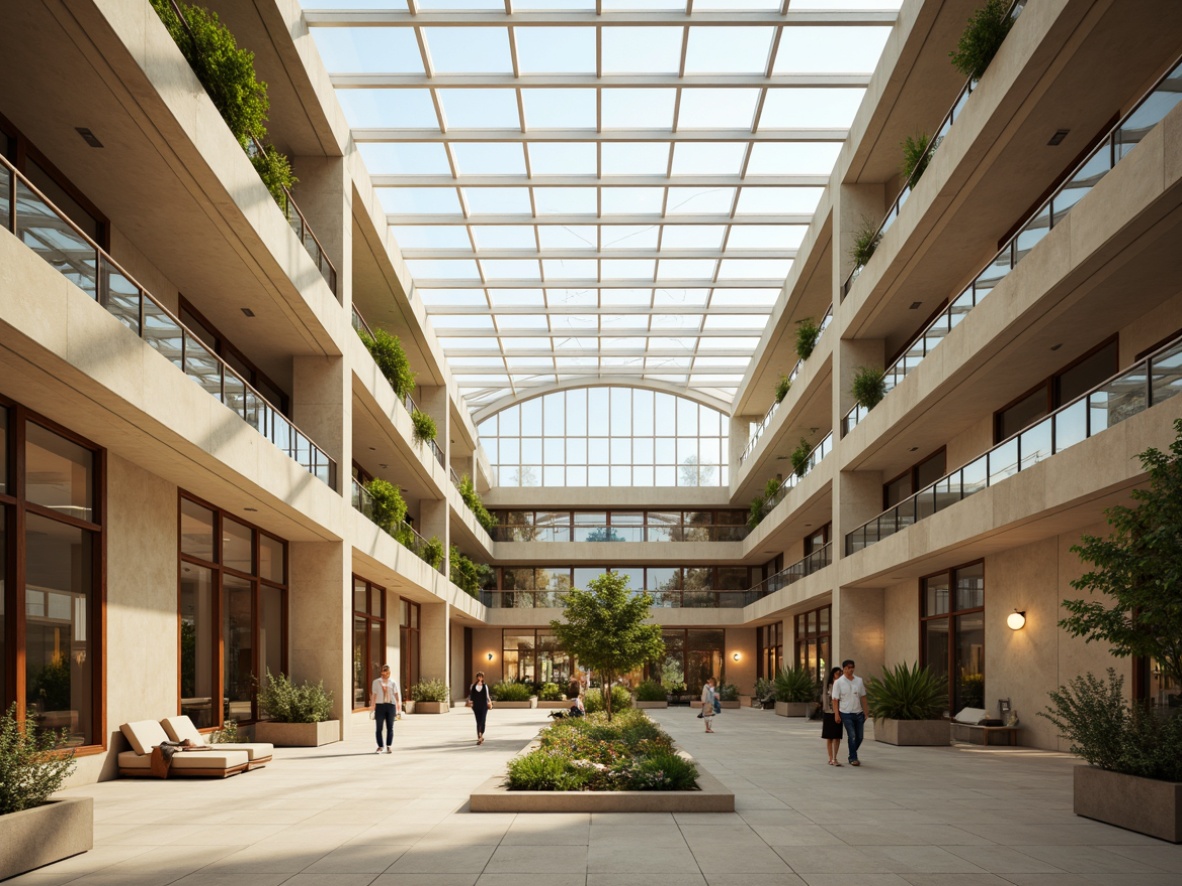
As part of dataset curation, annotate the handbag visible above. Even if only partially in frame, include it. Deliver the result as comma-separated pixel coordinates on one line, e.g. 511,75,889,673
713,697,722,715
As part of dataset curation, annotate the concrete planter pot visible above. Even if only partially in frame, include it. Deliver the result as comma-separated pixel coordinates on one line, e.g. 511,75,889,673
739,695,754,708
775,701,811,717
254,720,339,747
414,701,449,714
493,698,537,709
874,718,949,746
635,700,668,709
1074,765,1182,843
0,797,93,880
719,700,741,709
403,700,415,714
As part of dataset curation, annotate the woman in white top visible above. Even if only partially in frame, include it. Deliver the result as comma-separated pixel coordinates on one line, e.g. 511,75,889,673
701,676,717,733
369,664,401,754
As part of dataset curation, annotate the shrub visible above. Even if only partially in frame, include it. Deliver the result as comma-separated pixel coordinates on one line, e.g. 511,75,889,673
450,546,492,597
851,366,887,410
365,478,407,535
258,670,333,723
457,474,497,534
491,681,533,702
950,0,1016,81
410,408,437,446
764,476,783,501
790,438,813,478
774,665,816,703
359,328,416,400
410,679,450,703
850,217,881,269
636,680,667,702
538,682,564,701
774,374,791,402
754,676,774,700
618,751,699,791
901,132,941,185
795,317,821,361
718,683,739,702
584,685,632,714
866,661,948,721
211,719,240,743
0,704,77,815
506,752,590,791
250,145,297,211
747,494,766,530
420,535,444,570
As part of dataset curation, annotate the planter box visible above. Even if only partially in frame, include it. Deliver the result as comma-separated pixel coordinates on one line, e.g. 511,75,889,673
1074,765,1182,843
739,695,753,708
537,700,569,709
775,701,811,717
719,700,741,709
874,718,949,746
403,700,415,714
414,701,449,714
254,720,339,747
0,797,93,880
635,700,668,709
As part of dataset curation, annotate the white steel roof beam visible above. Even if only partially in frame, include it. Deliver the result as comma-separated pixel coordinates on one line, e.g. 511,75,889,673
305,10,898,26
354,127,846,142
372,174,828,187
331,73,872,88
390,214,811,225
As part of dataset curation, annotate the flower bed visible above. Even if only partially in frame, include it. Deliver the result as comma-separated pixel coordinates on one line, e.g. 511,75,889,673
505,710,698,792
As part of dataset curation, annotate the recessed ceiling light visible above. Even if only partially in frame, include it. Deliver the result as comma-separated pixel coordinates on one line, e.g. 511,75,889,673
909,301,922,310
1050,343,1063,351
909,446,919,452
1047,129,1070,146
379,464,389,468
369,446,377,451
76,127,103,147
241,308,256,317
244,507,258,512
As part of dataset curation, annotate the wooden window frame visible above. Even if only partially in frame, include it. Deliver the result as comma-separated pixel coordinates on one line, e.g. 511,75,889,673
918,560,985,714
351,576,387,712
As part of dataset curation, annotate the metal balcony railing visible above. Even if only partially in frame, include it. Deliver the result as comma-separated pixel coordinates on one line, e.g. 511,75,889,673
352,479,445,573
741,544,832,606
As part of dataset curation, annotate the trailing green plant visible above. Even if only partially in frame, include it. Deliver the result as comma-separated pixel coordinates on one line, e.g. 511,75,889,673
1059,419,1182,689
410,408,437,447
851,366,887,410
457,474,497,534
410,679,450,703
718,683,739,702
774,374,791,403
358,327,416,400
901,132,942,185
211,719,241,743
747,494,767,530
790,437,813,478
764,476,783,501
449,545,492,597
0,703,77,815
795,317,821,361
583,685,633,714
365,478,407,535
850,217,881,269
538,682,564,701
258,670,333,723
250,146,296,212
1039,669,1182,782
419,535,444,570
636,680,668,702
774,665,816,703
950,0,1016,81
491,681,533,702
866,661,948,721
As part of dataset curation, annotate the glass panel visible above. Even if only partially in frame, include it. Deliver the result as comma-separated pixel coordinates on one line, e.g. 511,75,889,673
180,562,214,728
924,572,950,617
0,165,9,233
354,578,367,613
223,519,253,574
1055,398,1088,452
1014,202,1051,263
24,514,94,746
368,620,383,698
954,612,985,710
16,180,97,298
962,454,988,497
0,407,7,495
922,618,950,714
1150,340,1182,406
1020,417,1053,470
989,438,1019,485
955,563,984,611
352,615,367,708
25,423,93,521
1105,369,1148,426
184,331,223,401
973,246,1012,298
259,585,284,715
142,299,184,369
370,583,383,617
180,499,215,561
1053,145,1111,221
100,259,141,335
223,575,254,723
259,534,285,584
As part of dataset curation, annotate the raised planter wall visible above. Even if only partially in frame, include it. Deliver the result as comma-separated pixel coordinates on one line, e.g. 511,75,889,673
873,718,950,746
0,797,93,880
1074,765,1182,843
635,700,669,709
414,701,450,714
493,698,537,709
254,720,339,747
537,700,569,709
775,701,811,717
719,700,741,709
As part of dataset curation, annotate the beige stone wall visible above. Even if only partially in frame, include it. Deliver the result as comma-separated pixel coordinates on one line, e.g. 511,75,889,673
724,628,757,695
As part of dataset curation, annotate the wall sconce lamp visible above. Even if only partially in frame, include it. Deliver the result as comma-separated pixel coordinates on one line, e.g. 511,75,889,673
1007,610,1027,631
486,652,495,661
732,652,741,662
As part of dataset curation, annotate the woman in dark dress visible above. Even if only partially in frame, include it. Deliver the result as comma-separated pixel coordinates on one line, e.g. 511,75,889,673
822,666,844,765
467,671,493,745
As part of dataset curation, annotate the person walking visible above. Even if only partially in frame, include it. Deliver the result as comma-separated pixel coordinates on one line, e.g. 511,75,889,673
831,659,869,766
466,671,493,744
701,676,718,733
821,666,844,766
369,664,401,754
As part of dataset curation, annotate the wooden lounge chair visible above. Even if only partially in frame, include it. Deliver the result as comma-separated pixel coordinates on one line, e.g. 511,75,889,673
118,720,249,778
161,715,273,770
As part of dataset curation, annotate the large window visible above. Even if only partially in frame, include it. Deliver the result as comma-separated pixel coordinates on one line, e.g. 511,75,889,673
644,630,725,697
492,508,748,541
0,401,103,748
502,629,572,688
400,599,420,691
488,564,753,608
352,577,386,710
757,622,782,682
921,562,984,714
794,604,831,688
477,387,729,487
179,494,287,727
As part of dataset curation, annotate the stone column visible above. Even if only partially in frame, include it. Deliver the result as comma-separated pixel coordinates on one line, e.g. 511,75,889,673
293,355,349,495
289,541,351,738
290,156,351,305
419,601,451,689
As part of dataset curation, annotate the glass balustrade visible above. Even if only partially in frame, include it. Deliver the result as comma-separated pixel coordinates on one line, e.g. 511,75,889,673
846,334,1182,555
1,155,336,488
741,543,832,606
761,432,833,516
351,479,446,573
841,55,1182,437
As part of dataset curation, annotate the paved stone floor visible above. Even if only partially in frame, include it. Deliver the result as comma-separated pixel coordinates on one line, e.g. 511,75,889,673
14,707,1182,886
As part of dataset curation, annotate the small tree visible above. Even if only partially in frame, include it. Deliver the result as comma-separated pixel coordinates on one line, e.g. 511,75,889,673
1059,418,1182,688
550,573,664,721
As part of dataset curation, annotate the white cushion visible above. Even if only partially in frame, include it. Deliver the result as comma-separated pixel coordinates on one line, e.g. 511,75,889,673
161,716,205,745
120,720,170,756
952,707,988,724
117,748,249,770
210,742,273,761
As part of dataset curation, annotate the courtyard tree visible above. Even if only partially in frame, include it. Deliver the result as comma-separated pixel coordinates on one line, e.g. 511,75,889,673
551,572,665,721
1060,418,1182,688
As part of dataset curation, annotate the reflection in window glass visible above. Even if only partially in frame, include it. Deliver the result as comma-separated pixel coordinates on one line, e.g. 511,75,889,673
223,576,254,722
181,499,215,561
223,519,253,574
180,563,215,728
0,407,7,494
25,423,93,522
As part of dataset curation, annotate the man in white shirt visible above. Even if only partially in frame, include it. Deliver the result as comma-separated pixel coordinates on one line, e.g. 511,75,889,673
369,664,401,754
831,659,869,766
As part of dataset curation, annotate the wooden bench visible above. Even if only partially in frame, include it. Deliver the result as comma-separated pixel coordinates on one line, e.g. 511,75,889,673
951,706,1020,746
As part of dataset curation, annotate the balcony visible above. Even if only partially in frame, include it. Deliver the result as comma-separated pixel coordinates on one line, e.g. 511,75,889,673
756,432,833,520
842,55,1182,437
0,155,336,487
742,543,831,606
845,333,1182,555
352,479,445,573
490,511,749,543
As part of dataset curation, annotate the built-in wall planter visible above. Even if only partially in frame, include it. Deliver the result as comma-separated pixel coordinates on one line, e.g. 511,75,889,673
254,720,339,747
0,797,93,880
635,700,669,710
774,702,812,717
537,700,570,709
873,718,950,746
413,702,450,714
494,698,537,710
1074,766,1182,843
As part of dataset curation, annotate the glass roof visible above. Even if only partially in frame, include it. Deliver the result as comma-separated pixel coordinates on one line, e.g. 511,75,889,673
304,0,900,413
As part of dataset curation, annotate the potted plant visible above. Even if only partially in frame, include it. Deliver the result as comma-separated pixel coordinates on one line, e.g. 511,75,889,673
254,670,339,746
866,661,950,746
901,132,941,186
774,374,791,403
773,666,816,717
950,0,1016,81
537,682,567,709
747,494,766,530
411,407,437,447
718,683,741,710
850,217,881,270
790,438,813,478
851,366,887,411
1041,670,1182,843
795,317,821,361
0,704,91,880
754,677,775,709
635,680,669,709
490,681,536,709
365,478,407,535
357,327,416,400
411,679,451,713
